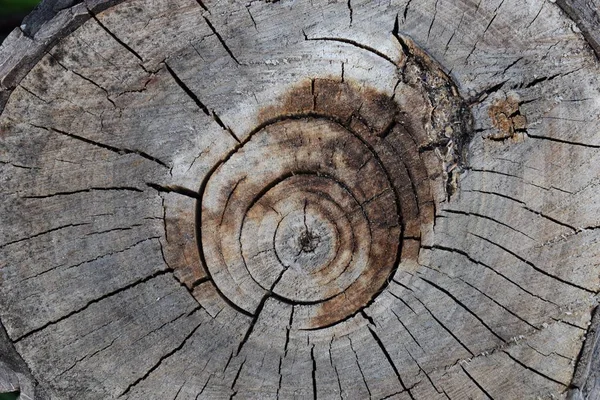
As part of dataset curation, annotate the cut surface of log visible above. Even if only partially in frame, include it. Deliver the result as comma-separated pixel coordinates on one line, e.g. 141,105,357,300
0,0,599,399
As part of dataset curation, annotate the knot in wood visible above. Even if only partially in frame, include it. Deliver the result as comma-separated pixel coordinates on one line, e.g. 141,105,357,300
298,229,320,254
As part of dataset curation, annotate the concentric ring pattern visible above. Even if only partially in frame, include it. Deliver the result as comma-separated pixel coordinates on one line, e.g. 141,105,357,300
1,0,598,398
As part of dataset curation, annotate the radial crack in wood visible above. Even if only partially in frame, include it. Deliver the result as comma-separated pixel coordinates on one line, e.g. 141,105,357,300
1,0,599,399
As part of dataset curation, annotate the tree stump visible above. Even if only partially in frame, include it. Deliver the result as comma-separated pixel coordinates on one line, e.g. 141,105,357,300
1,0,600,399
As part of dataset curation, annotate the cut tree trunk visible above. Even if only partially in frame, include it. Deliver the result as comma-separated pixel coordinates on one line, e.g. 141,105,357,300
1,0,600,399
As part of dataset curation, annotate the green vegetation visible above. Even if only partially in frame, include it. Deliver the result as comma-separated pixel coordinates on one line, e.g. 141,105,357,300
0,392,19,400
0,0,40,14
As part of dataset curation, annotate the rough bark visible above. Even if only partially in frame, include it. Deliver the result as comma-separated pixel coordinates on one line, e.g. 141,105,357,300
1,0,599,399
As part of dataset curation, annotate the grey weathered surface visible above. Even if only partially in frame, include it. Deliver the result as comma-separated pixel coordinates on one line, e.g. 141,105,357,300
569,306,600,400
556,0,600,60
0,320,48,399
1,0,600,399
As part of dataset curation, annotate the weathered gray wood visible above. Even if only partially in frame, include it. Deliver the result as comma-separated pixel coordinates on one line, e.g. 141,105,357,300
569,306,600,400
556,0,600,60
1,0,600,398
0,320,48,399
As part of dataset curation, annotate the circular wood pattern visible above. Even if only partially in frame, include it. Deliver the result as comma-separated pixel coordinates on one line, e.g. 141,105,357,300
199,75,467,329
1,0,600,399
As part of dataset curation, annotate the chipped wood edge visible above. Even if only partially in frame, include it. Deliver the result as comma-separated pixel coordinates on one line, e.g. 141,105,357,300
0,0,130,395
568,306,600,400
0,0,127,113
555,0,600,60
0,320,48,399
554,5,600,396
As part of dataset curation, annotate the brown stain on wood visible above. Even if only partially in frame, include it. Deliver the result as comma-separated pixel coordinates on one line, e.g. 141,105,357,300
308,225,402,329
254,79,435,328
201,69,469,327
164,203,207,289
258,78,398,138
487,96,527,141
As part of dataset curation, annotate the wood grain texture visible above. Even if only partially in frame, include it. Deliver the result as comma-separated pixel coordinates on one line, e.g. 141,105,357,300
1,0,599,399
556,0,600,60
